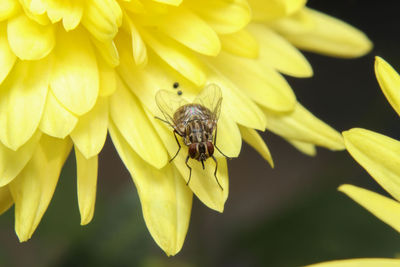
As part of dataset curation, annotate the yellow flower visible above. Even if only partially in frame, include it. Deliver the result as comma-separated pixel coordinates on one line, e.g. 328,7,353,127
307,57,400,266
0,0,371,255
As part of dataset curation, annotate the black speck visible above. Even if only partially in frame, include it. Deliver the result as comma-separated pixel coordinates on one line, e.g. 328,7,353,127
173,82,179,89
177,90,183,96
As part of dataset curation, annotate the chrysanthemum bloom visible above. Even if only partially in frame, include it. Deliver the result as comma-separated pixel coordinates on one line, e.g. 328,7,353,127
0,0,371,255
307,57,400,266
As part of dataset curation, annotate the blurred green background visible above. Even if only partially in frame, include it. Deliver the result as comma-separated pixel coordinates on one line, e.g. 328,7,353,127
2,1,400,267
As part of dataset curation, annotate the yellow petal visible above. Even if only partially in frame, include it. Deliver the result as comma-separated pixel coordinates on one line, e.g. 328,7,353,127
7,14,55,60
109,122,192,256
0,0,19,21
156,7,221,56
75,147,98,226
70,97,108,159
185,0,251,34
109,77,168,169
339,184,400,235
140,27,206,86
91,38,120,67
248,23,313,78
239,126,273,167
280,8,372,58
19,1,49,25
0,23,16,85
0,185,13,215
153,0,182,6
248,0,306,22
81,0,122,42
46,0,83,31
287,139,316,156
124,15,147,66
214,111,242,158
0,58,49,150
343,128,400,202
264,103,344,150
98,57,116,97
9,135,72,242
39,90,78,139
50,28,99,116
150,117,229,212
219,29,259,58
307,258,400,267
206,51,296,113
0,130,41,187
375,56,400,117
271,8,314,35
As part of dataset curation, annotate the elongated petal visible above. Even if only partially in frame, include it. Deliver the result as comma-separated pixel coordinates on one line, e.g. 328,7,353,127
220,29,259,58
287,139,316,156
150,116,229,212
375,56,400,117
343,128,400,202
0,23,16,85
156,7,220,56
248,24,313,77
110,76,168,169
339,184,400,235
0,186,13,215
264,103,344,150
50,28,99,116
70,97,108,159
0,58,49,150
140,27,206,86
215,112,242,158
248,0,306,22
46,0,83,31
91,38,120,67
239,126,273,167
0,0,19,21
7,14,55,60
307,258,400,267
153,0,182,6
279,8,372,58
0,131,41,187
109,122,192,256
185,0,251,34
124,15,147,66
9,135,72,242
39,90,78,138
98,57,116,97
75,147,98,225
206,51,296,113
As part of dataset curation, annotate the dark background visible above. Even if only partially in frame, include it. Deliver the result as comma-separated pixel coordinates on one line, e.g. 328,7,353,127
2,1,400,267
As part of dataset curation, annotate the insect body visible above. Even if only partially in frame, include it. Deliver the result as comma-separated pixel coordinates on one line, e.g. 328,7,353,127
155,84,228,190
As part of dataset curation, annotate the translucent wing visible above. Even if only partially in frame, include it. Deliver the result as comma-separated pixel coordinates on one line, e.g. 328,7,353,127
155,89,189,126
193,83,222,122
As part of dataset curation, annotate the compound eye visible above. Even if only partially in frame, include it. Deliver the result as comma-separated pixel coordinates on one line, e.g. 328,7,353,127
189,143,197,158
206,142,214,156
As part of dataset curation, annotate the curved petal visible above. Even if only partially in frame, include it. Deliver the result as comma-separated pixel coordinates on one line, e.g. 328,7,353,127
0,23,16,85
307,258,400,267
264,103,344,150
343,128,400,202
239,126,273,167
185,0,251,34
9,135,72,242
248,23,313,78
0,57,49,150
220,29,259,58
7,14,55,60
0,185,13,215
98,57,116,97
374,56,400,117
248,0,306,22
109,76,168,169
39,90,78,138
279,8,372,58
123,14,147,66
50,28,99,116
75,147,98,226
0,0,19,21
109,122,192,256
215,111,242,158
339,184,400,235
206,51,296,113
0,130,41,187
287,139,316,156
91,37,120,67
70,97,108,159
46,0,83,31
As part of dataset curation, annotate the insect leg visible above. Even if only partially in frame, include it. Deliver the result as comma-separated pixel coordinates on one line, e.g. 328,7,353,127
185,155,192,186
170,130,181,163
213,126,231,160
212,155,223,191
154,116,172,126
